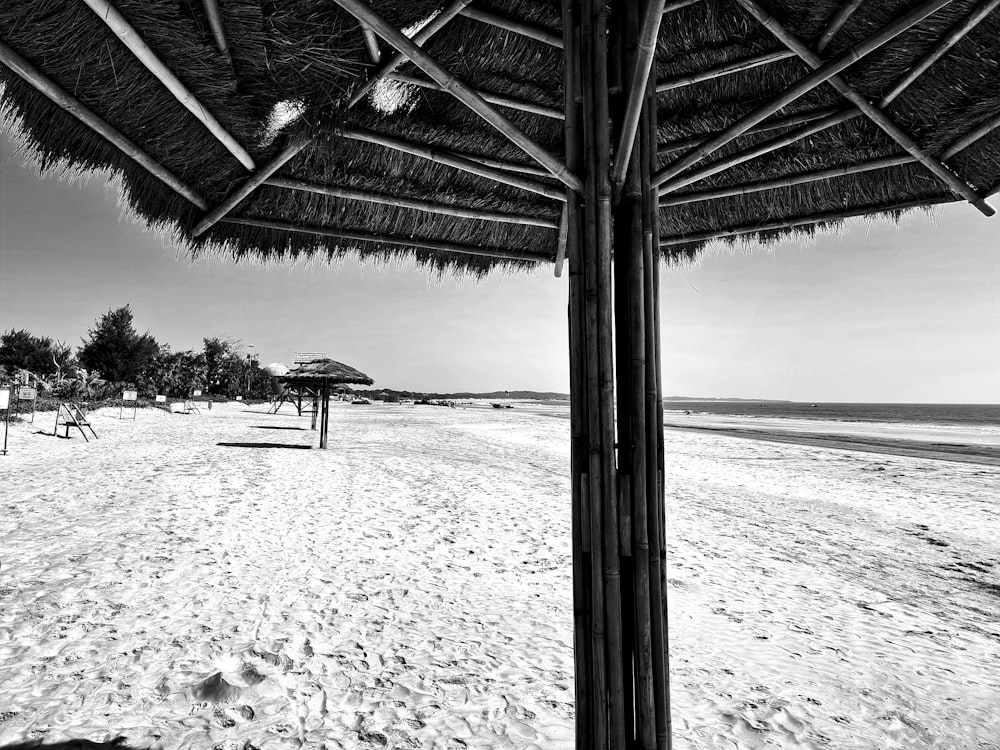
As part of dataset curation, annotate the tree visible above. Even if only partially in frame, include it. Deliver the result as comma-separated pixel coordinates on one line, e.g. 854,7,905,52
78,306,159,383
203,337,239,395
0,328,73,378
145,348,207,397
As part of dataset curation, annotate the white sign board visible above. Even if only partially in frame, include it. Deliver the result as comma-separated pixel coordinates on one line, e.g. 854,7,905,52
122,390,138,401
18,387,37,400
155,394,167,403
235,395,243,401
192,389,202,397
0,388,9,410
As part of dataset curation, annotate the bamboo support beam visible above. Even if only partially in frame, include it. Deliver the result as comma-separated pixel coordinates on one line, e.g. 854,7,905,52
201,0,234,70
458,6,563,48
388,72,564,119
611,0,668,193
463,154,551,177
736,0,994,216
223,217,553,262
81,0,255,170
881,0,1000,106
332,0,583,193
0,39,207,210
192,135,310,235
340,127,566,201
347,0,473,108
656,106,844,156
816,0,865,52
652,0,953,189
658,195,956,246
265,176,560,228
360,23,382,63
661,109,1000,206
554,204,569,277
655,49,797,93
658,109,861,194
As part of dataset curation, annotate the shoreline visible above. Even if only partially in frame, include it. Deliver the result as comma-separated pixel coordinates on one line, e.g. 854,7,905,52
664,422,1000,466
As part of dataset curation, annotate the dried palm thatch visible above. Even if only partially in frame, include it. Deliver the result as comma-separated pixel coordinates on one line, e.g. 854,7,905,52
0,0,997,275
282,358,373,386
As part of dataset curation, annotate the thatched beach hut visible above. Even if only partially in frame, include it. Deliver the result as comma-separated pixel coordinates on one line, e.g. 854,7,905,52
282,358,374,447
1,1,998,747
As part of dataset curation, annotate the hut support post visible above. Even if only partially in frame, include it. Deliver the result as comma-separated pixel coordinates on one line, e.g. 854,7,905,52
319,381,330,448
565,0,669,747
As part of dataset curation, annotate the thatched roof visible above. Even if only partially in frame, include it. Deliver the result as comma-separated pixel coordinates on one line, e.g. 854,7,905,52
1,0,997,274
282,358,373,386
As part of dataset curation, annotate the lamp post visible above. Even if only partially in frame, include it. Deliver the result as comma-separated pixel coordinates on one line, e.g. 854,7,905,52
245,344,257,398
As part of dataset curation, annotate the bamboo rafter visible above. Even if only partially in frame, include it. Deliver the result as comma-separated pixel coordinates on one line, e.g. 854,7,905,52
80,0,255,169
0,38,207,209
388,72,564,119
736,0,994,216
663,0,703,13
222,217,554,262
339,127,565,201
652,0,953,189
655,49,798,93
360,22,382,63
201,0,234,71
815,0,865,52
332,0,583,193
459,6,562,48
265,176,560,228
346,0,473,109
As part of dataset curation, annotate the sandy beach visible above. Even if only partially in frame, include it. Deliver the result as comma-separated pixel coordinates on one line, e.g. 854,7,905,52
1,402,998,749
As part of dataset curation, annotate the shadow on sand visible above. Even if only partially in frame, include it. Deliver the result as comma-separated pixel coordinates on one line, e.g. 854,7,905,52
0,739,137,749
248,425,307,431
216,441,312,449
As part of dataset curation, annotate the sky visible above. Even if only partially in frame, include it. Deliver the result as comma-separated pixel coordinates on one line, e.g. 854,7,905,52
1,132,998,402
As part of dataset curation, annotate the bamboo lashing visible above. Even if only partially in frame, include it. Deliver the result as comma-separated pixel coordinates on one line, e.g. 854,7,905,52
346,0,474,108
193,135,310,236
610,0,667,194
736,0,995,216
655,49,797,93
815,0,865,52
554,205,570,276
459,6,563,48
200,0,234,71
80,0,255,170
652,0,954,189
0,39,208,210
656,106,845,156
265,177,560,228
388,72,564,120
881,0,1000,106
222,217,555,262
339,127,566,201
658,195,956,246
332,0,583,194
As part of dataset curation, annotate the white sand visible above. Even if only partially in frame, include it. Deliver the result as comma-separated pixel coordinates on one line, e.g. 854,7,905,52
0,403,997,749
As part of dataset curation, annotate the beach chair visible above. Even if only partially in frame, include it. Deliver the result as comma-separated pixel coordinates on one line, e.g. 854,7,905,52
183,400,201,414
54,403,98,441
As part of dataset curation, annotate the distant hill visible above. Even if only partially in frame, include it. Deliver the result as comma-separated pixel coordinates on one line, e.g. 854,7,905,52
663,396,793,403
354,388,569,401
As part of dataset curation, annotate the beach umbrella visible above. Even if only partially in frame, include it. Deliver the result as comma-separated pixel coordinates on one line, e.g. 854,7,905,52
281,359,373,448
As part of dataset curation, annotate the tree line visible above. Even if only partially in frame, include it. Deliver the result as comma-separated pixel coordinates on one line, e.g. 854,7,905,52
0,305,271,400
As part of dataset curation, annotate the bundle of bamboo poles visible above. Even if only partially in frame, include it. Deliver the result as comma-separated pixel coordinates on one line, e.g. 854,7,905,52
564,0,670,748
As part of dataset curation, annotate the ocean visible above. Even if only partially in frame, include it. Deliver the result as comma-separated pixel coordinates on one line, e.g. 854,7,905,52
661,401,1000,428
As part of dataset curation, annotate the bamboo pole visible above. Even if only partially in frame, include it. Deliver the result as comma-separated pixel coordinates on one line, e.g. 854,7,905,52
662,0,701,13
347,0,473,108
815,0,865,52
332,0,583,193
655,49,797,93
461,154,551,177
656,106,845,156
222,217,554,262
340,127,566,201
201,0,234,71
0,40,208,210
360,23,382,63
653,0,954,189
459,6,563,48
266,176,560,228
319,380,330,449
658,109,860,195
610,0,667,193
554,205,570,277
658,195,956,246
80,0,255,170
193,135,311,235
387,72,564,119
736,0,994,216
882,0,1000,105
942,112,1000,159
311,393,318,430
561,0,592,744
